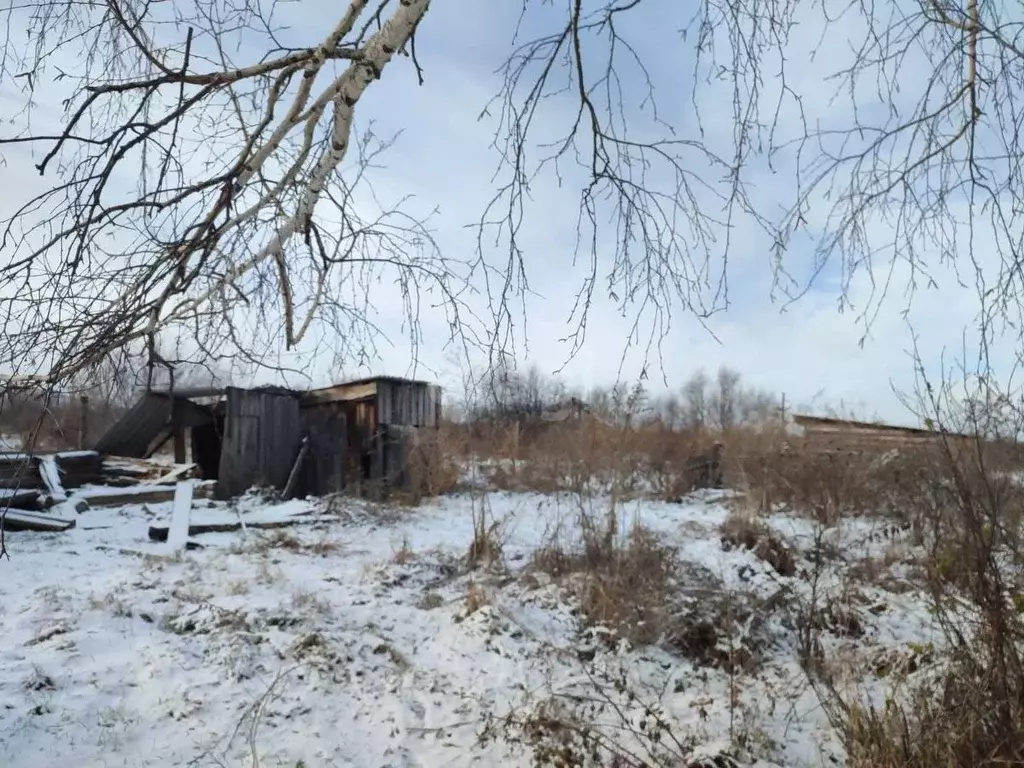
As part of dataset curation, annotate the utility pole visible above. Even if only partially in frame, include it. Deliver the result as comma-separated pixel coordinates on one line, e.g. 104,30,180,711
779,392,787,422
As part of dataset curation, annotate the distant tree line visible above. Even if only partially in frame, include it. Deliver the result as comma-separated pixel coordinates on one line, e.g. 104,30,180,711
460,363,779,431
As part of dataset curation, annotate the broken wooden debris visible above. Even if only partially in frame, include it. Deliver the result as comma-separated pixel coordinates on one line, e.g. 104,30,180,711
1,488,43,508
1,450,102,493
0,453,41,490
0,508,76,533
53,451,102,488
145,463,198,486
55,498,90,516
165,482,194,553
100,456,188,485
282,436,310,500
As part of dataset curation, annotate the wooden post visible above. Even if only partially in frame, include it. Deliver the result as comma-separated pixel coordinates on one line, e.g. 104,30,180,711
172,400,187,464
282,435,310,499
78,395,89,449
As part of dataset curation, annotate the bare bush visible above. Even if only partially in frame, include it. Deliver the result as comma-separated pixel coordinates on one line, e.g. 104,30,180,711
466,496,504,571
800,376,1024,767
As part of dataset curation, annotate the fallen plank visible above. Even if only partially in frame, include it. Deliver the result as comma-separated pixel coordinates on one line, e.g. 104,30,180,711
166,482,194,552
147,515,329,541
73,481,215,508
38,455,67,502
0,488,42,508
0,508,75,532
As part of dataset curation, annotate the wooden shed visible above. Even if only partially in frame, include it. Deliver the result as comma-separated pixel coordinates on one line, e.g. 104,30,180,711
788,414,977,455
302,376,442,492
93,376,442,499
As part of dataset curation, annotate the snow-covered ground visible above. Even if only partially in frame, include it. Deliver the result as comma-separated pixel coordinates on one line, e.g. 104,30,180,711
0,488,940,767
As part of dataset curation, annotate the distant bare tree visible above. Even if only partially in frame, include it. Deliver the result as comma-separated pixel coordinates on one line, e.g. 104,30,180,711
710,366,742,431
659,393,683,430
682,370,710,431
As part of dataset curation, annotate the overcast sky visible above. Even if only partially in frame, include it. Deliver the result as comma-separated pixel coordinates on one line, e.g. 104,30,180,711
1,0,1016,425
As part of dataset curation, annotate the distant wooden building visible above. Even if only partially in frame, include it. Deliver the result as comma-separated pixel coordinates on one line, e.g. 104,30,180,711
787,414,977,455
92,376,442,499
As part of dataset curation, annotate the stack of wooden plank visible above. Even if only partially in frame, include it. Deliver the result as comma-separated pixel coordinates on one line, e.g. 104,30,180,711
0,450,204,534
54,450,103,488
100,456,195,486
0,450,103,492
0,453,42,490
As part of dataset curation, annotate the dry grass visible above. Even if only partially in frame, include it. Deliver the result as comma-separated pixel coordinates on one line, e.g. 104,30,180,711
530,519,678,648
290,588,332,616
447,417,734,505
838,679,1024,768
784,436,1024,767
466,496,504,570
719,510,797,577
397,422,464,503
229,529,344,557
463,581,490,616
391,536,415,564
459,416,1024,765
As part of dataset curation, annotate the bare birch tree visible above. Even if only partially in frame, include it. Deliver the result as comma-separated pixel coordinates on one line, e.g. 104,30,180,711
0,0,1020,392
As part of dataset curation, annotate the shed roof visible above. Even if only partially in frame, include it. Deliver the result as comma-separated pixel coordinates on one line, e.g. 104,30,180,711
302,375,439,405
93,392,215,458
791,413,975,440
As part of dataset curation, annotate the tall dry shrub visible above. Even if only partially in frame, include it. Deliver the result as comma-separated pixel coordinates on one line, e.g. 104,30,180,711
808,434,1024,766
400,421,464,502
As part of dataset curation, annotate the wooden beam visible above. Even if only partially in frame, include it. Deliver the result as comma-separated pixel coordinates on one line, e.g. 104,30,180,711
165,481,194,552
147,515,323,541
172,401,187,464
1,508,75,532
301,381,377,405
73,481,214,508
282,436,310,499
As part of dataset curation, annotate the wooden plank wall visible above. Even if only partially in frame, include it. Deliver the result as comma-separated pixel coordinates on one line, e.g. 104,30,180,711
301,404,347,496
797,423,976,457
376,380,441,427
382,424,417,489
217,388,302,498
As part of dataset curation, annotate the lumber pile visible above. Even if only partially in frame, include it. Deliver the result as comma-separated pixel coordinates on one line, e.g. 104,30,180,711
0,453,42,490
54,451,103,488
0,450,104,493
100,456,196,486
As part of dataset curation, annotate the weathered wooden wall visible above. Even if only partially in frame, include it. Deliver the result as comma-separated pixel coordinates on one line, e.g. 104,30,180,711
376,380,441,427
217,387,302,498
300,404,348,496
295,377,443,495
791,415,978,457
380,424,418,489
